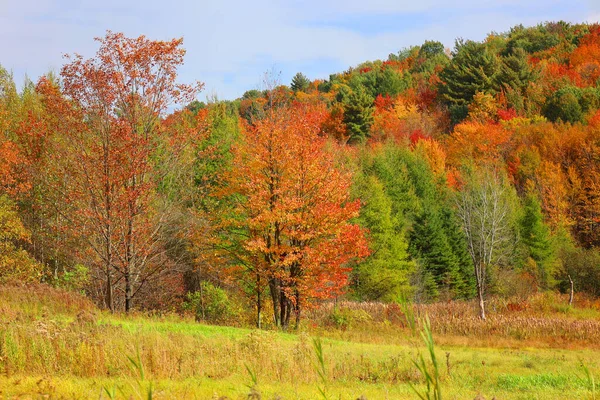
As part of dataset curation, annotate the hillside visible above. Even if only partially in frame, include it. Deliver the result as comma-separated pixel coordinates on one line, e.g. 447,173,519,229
1,20,600,399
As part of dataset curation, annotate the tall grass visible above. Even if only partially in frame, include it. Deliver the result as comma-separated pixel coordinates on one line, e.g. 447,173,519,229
1,284,600,399
307,293,600,346
313,337,328,400
410,317,442,400
582,362,597,400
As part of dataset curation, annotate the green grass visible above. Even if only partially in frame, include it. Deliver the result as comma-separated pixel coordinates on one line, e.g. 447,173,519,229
0,284,598,399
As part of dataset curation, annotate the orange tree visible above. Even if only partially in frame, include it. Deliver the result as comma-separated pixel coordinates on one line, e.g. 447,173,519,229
220,102,369,329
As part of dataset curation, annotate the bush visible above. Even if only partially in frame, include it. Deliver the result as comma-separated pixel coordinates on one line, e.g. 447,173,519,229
52,264,89,293
327,307,372,330
558,247,600,297
0,195,43,284
183,282,238,323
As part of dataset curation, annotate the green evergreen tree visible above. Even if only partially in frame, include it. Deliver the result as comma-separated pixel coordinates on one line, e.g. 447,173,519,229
519,194,556,289
290,72,310,92
439,40,500,124
338,86,374,143
440,207,476,298
409,205,460,301
354,144,475,302
496,48,535,95
376,68,411,97
406,157,474,300
352,175,414,301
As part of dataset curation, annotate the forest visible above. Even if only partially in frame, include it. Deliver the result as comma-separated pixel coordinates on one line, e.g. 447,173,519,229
4,20,600,399
2,21,600,329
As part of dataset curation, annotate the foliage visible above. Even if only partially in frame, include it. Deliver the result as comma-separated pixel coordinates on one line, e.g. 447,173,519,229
220,102,369,328
183,281,239,323
5,21,600,316
52,264,90,293
351,173,414,302
291,72,311,92
518,194,557,289
543,86,600,123
0,195,42,283
338,85,375,143
439,39,500,124
39,31,203,312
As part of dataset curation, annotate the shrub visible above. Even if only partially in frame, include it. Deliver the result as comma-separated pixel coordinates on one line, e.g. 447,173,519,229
0,195,43,284
183,282,238,323
327,307,372,330
52,264,89,293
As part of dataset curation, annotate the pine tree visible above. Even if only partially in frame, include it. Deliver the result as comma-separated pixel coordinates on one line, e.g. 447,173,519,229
290,72,310,92
439,40,500,124
352,175,414,301
519,194,556,289
441,207,476,298
409,205,460,301
338,86,374,143
496,48,535,94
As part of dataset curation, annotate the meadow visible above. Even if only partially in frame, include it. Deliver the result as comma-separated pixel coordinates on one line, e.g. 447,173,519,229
0,284,598,399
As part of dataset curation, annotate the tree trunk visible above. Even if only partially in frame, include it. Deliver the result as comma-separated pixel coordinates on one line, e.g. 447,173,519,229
269,278,281,327
477,284,486,320
294,290,301,329
106,266,114,312
125,267,132,312
256,274,262,329
280,292,291,330
568,274,574,306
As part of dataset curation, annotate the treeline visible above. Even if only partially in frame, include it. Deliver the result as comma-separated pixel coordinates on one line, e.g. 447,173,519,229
1,22,600,327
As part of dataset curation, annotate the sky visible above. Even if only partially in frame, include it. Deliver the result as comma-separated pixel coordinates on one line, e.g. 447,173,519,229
1,0,600,101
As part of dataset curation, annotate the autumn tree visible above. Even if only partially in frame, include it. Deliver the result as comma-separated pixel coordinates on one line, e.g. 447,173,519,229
41,31,202,311
221,102,369,329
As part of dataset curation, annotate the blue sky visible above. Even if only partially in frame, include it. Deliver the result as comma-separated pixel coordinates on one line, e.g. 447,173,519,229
1,0,599,101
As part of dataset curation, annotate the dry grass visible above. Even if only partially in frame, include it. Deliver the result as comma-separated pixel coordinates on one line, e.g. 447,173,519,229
306,293,600,348
0,284,599,399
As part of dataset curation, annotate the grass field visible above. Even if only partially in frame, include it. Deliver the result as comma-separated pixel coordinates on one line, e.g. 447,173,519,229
0,284,598,399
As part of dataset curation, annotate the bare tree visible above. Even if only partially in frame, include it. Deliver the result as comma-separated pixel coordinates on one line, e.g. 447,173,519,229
456,167,514,320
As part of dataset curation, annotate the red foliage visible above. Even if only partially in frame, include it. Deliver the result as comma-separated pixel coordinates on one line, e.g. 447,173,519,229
221,102,370,326
382,60,404,70
39,31,203,312
497,108,517,121
374,94,394,111
588,109,600,128
409,129,428,146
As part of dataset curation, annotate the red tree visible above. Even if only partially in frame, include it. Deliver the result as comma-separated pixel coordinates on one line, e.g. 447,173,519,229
40,32,202,311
